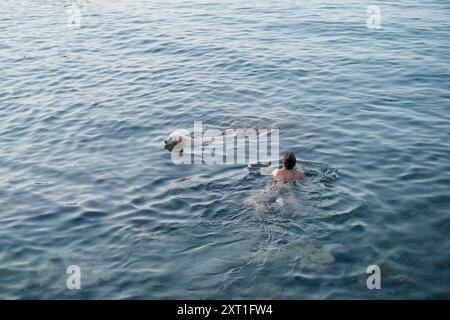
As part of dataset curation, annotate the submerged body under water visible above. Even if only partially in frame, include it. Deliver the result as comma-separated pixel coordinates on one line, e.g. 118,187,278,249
1,1,449,299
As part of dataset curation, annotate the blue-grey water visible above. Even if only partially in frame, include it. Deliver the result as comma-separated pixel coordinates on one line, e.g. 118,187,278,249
1,0,449,299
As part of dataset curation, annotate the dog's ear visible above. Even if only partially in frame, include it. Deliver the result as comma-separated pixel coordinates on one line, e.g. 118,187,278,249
178,136,183,142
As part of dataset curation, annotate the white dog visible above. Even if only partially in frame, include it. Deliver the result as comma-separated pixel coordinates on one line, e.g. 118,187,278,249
164,129,221,152
164,129,192,152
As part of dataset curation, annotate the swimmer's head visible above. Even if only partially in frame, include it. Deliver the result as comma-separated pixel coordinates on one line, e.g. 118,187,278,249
283,152,296,169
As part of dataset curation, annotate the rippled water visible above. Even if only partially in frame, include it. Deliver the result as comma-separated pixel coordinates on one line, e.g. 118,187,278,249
1,0,449,299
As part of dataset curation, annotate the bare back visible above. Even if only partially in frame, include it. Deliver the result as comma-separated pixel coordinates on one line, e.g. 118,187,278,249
272,168,304,181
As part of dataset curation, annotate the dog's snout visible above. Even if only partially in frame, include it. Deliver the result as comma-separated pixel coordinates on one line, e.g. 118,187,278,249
164,140,167,144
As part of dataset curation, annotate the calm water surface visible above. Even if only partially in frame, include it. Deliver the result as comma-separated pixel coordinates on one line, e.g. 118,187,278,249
1,0,449,299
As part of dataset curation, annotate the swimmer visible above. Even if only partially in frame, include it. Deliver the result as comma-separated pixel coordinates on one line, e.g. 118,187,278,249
272,151,305,181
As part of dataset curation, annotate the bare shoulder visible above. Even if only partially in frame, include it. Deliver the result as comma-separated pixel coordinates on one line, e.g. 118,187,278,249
271,168,280,176
296,170,305,178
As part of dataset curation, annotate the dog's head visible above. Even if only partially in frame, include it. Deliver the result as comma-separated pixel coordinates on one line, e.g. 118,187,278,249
164,130,188,152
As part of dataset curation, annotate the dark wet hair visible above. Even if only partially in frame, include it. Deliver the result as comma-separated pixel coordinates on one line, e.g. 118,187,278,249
283,152,296,170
